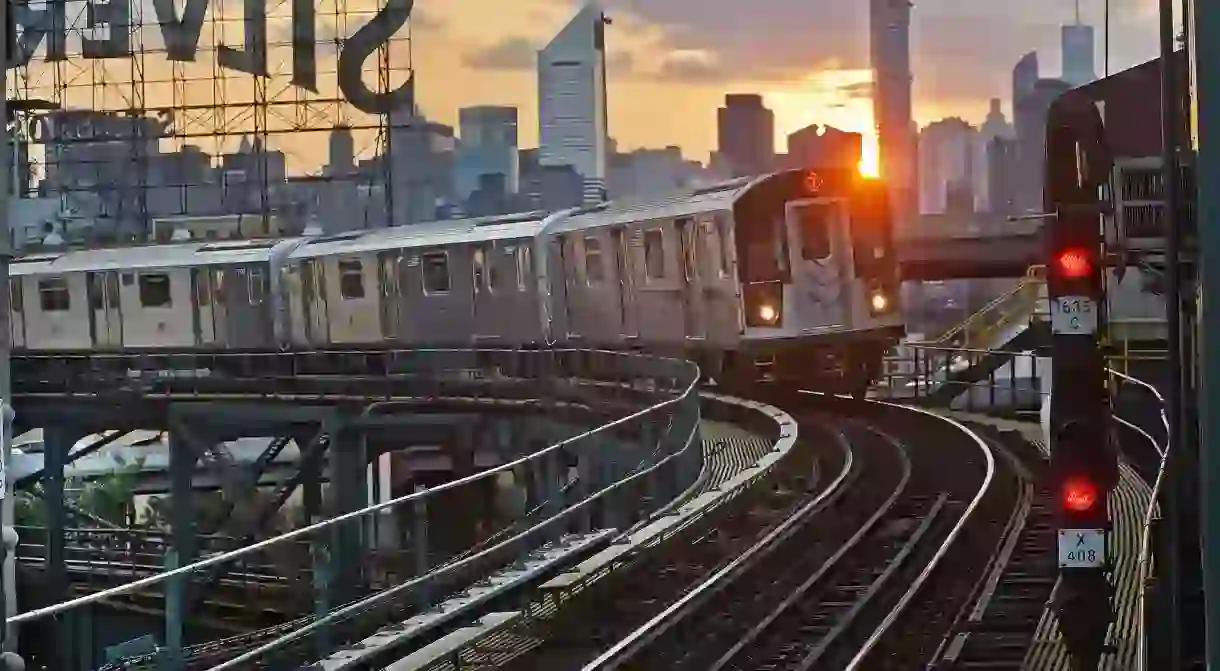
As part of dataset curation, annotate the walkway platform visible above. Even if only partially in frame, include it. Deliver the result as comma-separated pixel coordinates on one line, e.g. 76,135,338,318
364,401,789,669
944,413,1150,671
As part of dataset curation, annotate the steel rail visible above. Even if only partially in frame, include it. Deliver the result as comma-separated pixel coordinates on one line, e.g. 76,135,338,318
579,412,857,670
826,393,996,670
1107,368,1170,671
9,361,700,626
209,418,702,671
706,421,915,670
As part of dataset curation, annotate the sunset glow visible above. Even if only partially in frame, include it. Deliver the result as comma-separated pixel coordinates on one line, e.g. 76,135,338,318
859,130,881,177
765,69,880,177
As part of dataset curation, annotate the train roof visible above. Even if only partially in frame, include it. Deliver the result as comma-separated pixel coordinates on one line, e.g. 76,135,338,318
288,211,554,259
8,238,304,276
545,175,763,234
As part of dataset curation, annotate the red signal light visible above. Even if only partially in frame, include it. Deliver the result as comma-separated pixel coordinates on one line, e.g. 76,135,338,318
1062,476,1100,513
1055,247,1094,279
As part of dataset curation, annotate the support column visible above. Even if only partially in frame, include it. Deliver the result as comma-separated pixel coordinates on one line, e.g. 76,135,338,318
41,425,74,670
327,424,366,604
167,430,198,567
40,427,73,608
1191,1,1220,667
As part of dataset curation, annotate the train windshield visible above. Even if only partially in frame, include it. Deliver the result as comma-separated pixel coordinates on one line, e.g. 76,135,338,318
733,169,852,283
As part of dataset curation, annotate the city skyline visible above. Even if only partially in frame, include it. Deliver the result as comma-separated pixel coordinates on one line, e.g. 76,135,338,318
413,0,1161,164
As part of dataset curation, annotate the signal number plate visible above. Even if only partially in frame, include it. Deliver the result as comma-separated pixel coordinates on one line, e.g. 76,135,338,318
1058,528,1105,568
1051,296,1098,335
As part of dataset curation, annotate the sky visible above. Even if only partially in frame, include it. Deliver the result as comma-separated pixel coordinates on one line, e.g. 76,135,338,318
412,0,1166,163
9,0,1172,172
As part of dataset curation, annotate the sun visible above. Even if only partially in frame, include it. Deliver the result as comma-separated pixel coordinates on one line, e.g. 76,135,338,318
764,70,881,177
858,130,881,177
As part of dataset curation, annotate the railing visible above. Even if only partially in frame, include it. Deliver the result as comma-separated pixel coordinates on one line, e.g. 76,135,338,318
1110,369,1169,671
914,265,1045,350
9,348,705,670
875,344,1044,416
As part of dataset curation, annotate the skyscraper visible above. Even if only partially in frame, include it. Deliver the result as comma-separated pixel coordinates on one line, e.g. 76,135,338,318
455,106,520,202
1061,1,1097,87
918,117,977,215
976,98,1014,211
870,0,916,227
538,1,610,205
716,94,775,177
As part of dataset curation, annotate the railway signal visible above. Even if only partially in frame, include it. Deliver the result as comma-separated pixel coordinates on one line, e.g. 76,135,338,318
1044,89,1116,670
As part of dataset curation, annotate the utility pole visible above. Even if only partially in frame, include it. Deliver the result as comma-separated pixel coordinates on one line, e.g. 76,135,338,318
1044,89,1116,671
0,0,12,661
1189,0,1220,668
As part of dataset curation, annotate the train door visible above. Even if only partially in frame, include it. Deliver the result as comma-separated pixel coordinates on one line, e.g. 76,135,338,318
192,267,217,345
9,279,24,349
227,265,270,347
676,217,707,341
209,267,231,345
786,199,848,329
611,227,638,341
87,270,123,347
377,251,401,341
301,259,329,345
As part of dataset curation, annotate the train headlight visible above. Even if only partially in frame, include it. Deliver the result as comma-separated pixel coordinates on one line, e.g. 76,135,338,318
745,282,784,328
758,303,778,324
870,292,889,313
868,286,893,316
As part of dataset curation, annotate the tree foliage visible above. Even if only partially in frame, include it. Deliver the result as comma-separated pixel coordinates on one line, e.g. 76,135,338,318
14,454,144,528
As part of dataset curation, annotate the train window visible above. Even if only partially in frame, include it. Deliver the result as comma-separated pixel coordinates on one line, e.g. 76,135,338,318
677,219,698,282
89,274,104,310
795,204,832,261
9,280,21,313
139,273,173,308
473,246,499,292
585,236,604,285
487,246,501,290
516,245,532,292
248,267,267,305
644,229,665,280
339,260,365,299
38,278,69,312
196,272,211,307
716,215,732,278
107,273,120,307
88,274,120,310
422,252,451,294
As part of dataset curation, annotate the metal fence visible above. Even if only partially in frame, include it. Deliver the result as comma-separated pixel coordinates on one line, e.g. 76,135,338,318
8,348,705,670
874,344,1044,416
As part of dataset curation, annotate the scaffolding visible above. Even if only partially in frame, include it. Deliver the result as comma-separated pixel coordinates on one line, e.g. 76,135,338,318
6,0,416,245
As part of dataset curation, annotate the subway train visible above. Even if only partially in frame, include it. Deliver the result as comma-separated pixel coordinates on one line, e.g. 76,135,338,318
7,169,905,391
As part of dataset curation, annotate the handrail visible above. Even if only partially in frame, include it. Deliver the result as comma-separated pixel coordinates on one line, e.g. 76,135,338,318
10,349,701,628
1108,368,1169,671
921,267,1044,348
214,412,703,670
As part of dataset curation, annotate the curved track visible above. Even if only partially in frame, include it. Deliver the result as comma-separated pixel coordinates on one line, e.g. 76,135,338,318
468,389,1004,671
580,391,1000,670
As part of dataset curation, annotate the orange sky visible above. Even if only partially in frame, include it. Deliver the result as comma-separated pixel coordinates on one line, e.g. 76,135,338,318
8,0,1054,174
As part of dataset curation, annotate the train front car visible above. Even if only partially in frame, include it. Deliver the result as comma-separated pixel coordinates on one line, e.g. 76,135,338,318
731,168,904,393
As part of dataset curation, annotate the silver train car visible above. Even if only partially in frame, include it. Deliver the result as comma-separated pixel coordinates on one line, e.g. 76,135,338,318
9,170,905,391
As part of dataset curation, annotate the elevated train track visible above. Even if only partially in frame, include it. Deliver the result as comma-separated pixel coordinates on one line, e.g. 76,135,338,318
5,340,1163,669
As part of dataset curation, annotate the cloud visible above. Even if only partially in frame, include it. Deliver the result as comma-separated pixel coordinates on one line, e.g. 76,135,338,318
606,0,1164,111
654,50,724,83
462,36,538,70
838,81,874,99
462,34,635,73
